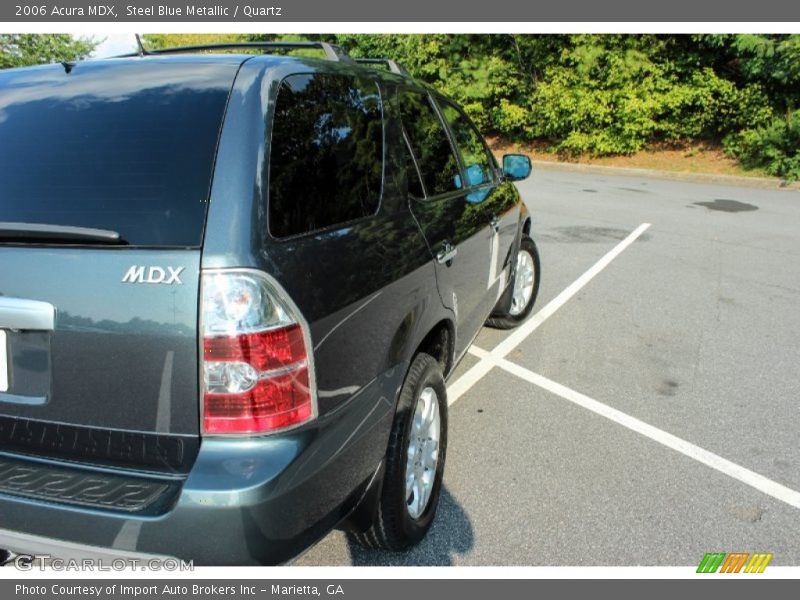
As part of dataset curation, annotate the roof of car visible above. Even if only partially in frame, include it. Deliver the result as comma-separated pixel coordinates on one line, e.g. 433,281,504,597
94,53,414,81
105,41,414,80
0,49,419,93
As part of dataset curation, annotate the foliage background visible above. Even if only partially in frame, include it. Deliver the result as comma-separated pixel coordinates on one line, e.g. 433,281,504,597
0,34,95,68
330,34,799,180
2,33,798,180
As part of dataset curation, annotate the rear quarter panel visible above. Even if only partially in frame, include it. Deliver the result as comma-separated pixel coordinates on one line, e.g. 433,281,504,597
201,59,452,506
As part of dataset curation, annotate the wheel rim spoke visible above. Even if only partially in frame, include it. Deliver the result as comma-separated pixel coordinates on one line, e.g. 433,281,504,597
414,477,425,515
420,476,431,511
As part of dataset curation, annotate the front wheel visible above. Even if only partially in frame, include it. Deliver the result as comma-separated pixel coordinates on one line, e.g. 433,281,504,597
353,352,448,550
486,235,540,329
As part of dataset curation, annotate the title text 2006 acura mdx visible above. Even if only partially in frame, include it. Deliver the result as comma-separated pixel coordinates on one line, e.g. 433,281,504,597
0,42,540,565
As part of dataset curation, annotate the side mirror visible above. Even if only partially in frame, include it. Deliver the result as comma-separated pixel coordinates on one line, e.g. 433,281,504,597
465,164,486,187
502,154,532,181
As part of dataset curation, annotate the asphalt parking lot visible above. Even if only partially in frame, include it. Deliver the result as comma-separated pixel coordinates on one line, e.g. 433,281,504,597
297,168,800,566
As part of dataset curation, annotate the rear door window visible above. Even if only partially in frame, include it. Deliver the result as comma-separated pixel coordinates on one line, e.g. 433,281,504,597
268,73,384,238
398,90,461,197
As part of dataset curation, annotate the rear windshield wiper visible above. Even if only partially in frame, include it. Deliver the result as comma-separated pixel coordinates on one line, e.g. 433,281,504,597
0,222,128,245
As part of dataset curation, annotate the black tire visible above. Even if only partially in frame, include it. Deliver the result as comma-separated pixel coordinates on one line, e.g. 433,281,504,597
486,235,540,329
353,353,448,550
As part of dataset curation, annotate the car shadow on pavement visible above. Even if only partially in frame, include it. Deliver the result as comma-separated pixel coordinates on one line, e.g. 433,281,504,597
345,487,474,565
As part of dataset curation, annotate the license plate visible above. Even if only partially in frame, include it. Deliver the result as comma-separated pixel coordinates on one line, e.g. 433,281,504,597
0,330,7,392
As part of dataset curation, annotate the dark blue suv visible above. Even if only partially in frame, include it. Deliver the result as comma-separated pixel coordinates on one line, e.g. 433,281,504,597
0,42,540,564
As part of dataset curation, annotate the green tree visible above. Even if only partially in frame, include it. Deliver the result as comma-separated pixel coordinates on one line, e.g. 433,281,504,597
141,33,250,50
0,34,97,69
123,33,800,180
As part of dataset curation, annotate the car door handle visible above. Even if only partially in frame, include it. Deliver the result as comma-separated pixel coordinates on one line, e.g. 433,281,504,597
490,215,500,232
436,242,457,264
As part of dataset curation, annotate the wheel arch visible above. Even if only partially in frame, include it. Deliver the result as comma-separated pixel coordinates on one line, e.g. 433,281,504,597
522,215,532,237
414,318,455,378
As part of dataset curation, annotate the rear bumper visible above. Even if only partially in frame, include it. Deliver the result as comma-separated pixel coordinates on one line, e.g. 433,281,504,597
0,367,401,565
0,528,173,565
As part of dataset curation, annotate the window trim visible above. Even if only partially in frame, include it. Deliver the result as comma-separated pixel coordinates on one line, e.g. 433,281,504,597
401,127,427,201
265,71,386,241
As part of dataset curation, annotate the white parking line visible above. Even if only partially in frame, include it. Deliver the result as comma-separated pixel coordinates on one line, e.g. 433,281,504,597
474,351,800,511
491,222,650,359
454,218,800,512
446,356,495,407
447,222,651,404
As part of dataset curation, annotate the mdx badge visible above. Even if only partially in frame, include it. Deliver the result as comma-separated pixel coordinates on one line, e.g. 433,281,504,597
122,266,184,285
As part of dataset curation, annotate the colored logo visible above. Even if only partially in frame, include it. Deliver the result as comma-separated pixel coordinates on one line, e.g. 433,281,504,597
697,552,773,573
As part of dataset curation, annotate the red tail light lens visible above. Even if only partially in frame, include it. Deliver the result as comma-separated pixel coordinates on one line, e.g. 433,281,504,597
204,367,312,434
204,325,307,372
201,271,316,435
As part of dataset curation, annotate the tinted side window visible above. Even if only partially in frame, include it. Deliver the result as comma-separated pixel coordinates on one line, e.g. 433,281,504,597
439,102,495,187
269,73,383,238
398,90,460,197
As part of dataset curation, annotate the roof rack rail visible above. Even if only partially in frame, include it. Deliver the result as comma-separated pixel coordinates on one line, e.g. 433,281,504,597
116,41,353,62
354,58,409,76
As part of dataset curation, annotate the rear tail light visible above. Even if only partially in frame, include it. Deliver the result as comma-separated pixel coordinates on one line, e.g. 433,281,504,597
200,269,316,435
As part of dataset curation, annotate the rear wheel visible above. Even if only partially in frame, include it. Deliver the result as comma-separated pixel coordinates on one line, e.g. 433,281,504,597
486,235,540,329
353,353,447,550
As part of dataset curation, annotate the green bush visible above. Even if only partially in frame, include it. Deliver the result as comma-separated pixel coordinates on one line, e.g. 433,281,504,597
110,34,800,178
332,34,800,178
725,114,800,181
0,34,96,68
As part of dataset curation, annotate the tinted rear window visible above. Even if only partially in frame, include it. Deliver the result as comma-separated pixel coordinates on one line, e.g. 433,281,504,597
0,60,238,247
268,72,384,238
